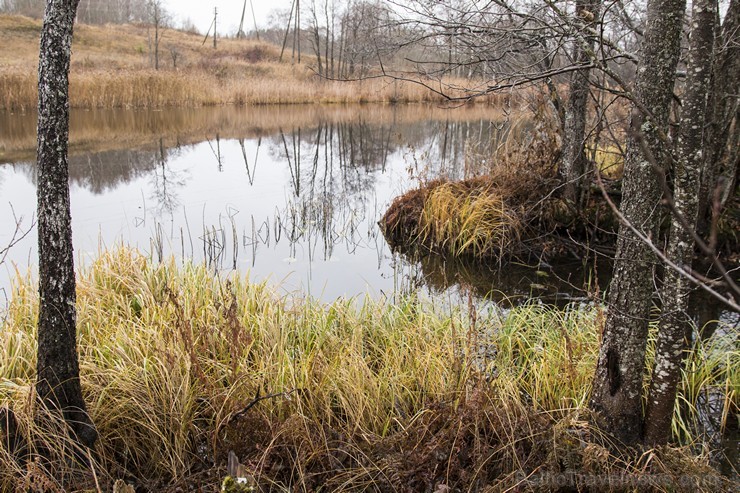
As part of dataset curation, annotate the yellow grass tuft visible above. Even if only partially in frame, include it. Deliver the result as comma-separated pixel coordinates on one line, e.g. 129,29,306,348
420,180,522,257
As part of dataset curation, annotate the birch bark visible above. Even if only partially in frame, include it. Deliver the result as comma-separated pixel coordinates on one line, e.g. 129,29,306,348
36,0,97,448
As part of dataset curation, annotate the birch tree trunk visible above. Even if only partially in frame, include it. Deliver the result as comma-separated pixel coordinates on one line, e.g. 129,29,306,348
589,0,685,446
561,0,600,207
643,0,717,446
36,0,97,449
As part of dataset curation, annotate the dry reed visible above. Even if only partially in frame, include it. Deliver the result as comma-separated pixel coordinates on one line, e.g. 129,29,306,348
0,14,507,111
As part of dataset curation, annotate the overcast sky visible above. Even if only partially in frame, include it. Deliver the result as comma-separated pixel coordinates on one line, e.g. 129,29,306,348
163,0,280,35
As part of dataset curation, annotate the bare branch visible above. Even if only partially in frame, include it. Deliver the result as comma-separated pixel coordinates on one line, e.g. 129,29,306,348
0,203,34,267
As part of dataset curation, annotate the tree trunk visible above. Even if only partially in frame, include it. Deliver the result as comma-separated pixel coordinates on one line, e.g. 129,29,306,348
324,0,331,78
36,0,97,449
561,0,600,207
589,0,685,447
698,0,739,234
311,11,323,77
154,14,159,70
643,0,717,446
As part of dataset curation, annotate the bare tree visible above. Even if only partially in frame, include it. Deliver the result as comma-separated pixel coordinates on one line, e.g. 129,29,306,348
338,0,394,78
77,0,148,24
168,44,181,70
698,0,739,234
0,0,45,17
561,0,601,208
589,0,686,447
3,0,150,24
146,0,168,70
35,0,97,449
309,0,324,76
643,0,718,446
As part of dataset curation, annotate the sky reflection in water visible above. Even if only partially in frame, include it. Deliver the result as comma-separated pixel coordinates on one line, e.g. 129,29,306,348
0,105,521,304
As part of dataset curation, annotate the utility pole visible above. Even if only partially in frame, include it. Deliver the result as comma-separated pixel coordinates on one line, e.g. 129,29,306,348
250,0,260,41
280,0,297,62
296,0,301,63
238,0,246,38
213,7,218,49
291,0,301,64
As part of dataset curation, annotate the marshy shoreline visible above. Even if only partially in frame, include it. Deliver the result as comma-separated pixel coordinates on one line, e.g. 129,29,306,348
1,11,738,492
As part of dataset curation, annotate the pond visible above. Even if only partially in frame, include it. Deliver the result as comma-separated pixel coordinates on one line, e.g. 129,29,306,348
1,105,737,467
0,104,710,314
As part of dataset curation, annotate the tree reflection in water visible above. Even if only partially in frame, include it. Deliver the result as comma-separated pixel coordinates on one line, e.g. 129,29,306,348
1,105,737,317
0,104,532,302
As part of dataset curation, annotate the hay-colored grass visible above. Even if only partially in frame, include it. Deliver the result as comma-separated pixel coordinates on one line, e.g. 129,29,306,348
0,248,735,491
592,144,625,179
0,14,508,110
420,179,522,258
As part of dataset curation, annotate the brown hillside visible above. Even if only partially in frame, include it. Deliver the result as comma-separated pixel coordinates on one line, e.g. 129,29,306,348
0,14,504,110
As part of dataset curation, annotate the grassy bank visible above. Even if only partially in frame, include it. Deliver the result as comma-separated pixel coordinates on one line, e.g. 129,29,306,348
0,15,505,111
0,248,736,491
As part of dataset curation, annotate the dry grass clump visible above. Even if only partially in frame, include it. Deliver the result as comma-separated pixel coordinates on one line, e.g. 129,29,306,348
378,174,548,260
0,248,736,491
592,144,625,179
421,178,523,258
0,71,37,112
380,118,563,260
70,70,219,108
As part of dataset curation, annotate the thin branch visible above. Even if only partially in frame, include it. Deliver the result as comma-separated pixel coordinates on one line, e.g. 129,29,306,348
0,204,34,267
226,388,300,425
595,172,739,312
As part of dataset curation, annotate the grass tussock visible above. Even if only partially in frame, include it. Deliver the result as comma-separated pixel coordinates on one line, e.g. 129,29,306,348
0,14,508,110
416,178,524,258
0,248,736,491
380,117,568,260
380,109,622,261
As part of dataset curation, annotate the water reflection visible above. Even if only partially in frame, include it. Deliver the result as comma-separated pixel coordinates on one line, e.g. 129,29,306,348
0,104,518,302
401,251,612,308
149,139,187,216
0,105,506,165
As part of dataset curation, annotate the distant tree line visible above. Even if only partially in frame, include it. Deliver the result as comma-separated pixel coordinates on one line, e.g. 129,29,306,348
1,0,150,24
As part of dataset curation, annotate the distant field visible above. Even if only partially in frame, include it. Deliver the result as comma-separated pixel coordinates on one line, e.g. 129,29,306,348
0,14,504,110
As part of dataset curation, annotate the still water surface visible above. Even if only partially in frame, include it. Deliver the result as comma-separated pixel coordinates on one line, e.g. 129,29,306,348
0,104,589,305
